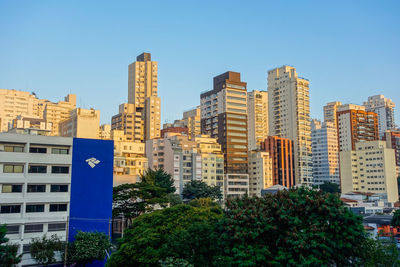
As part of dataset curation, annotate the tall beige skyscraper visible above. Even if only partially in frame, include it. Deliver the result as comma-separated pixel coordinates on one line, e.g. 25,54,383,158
128,52,160,141
268,66,312,185
364,95,396,138
247,90,268,150
323,101,342,128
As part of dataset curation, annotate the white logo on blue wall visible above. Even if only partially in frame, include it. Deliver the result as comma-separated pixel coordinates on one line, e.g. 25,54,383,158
86,157,101,168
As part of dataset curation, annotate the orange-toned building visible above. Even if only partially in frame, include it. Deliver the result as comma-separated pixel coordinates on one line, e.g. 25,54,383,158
384,130,400,168
261,136,295,188
336,104,379,151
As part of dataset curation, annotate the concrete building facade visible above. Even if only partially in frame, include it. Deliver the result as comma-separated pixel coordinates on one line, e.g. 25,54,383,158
337,104,379,151
311,120,340,185
323,101,342,128
261,136,295,188
200,71,249,198
248,150,273,196
364,95,395,138
128,53,160,141
59,108,100,139
111,103,144,142
247,90,268,150
340,140,398,203
267,66,312,185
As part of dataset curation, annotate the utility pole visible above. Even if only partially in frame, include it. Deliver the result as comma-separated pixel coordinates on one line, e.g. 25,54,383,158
64,216,69,267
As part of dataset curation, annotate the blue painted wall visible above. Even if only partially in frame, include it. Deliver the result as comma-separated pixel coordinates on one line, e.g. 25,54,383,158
68,138,114,266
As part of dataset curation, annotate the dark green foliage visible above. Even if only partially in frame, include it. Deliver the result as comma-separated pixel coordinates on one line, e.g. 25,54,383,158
391,209,400,227
182,180,222,201
0,225,21,267
356,237,400,266
167,193,183,206
318,181,340,194
106,202,223,266
112,168,175,218
65,231,112,266
30,235,63,266
217,187,366,266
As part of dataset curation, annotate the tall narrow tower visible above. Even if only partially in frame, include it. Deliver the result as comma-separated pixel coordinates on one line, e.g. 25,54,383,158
268,66,312,185
128,52,160,141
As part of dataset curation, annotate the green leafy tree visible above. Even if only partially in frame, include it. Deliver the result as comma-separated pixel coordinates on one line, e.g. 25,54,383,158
66,231,112,267
318,181,340,194
30,235,63,266
356,237,400,266
106,202,223,267
112,168,176,220
167,193,183,207
0,225,21,267
182,180,222,201
391,209,400,228
216,187,366,266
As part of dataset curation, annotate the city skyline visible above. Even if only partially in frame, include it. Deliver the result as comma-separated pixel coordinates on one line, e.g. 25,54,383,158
0,1,399,125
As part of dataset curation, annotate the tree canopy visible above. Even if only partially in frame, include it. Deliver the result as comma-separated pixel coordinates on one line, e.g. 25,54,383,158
391,209,400,227
318,181,341,194
0,225,21,267
217,187,365,266
65,231,112,266
106,201,223,266
182,180,222,201
112,168,175,219
30,235,63,266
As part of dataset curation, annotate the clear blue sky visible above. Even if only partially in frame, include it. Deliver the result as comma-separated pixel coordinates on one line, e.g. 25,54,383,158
0,0,399,125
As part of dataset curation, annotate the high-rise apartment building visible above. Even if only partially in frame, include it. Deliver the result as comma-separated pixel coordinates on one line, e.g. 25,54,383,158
42,94,76,136
59,108,100,139
99,124,111,140
336,104,379,151
323,101,342,128
340,140,398,203
128,52,160,141
183,106,201,139
146,133,224,194
247,90,268,150
0,89,76,135
261,136,295,188
111,103,144,142
364,95,395,137
384,130,400,174
248,150,273,196
112,130,147,185
200,71,249,198
267,66,312,185
311,120,340,185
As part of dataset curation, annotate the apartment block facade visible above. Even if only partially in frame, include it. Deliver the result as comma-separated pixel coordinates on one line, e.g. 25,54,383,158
0,133,113,266
336,104,379,151
323,101,342,128
247,90,268,150
200,71,249,198
339,140,398,203
128,53,160,141
248,150,273,196
311,120,340,185
59,108,100,139
364,95,395,137
261,136,295,188
111,103,144,142
183,106,201,139
267,66,312,185
384,130,400,174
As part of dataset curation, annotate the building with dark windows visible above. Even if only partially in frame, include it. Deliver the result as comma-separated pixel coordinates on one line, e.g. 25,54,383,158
0,133,113,266
200,71,249,198
261,136,295,188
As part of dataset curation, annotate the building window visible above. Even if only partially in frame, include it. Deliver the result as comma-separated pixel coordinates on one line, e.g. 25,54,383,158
50,184,68,192
28,165,47,173
6,225,20,234
52,166,69,174
3,164,24,173
4,145,24,152
2,184,22,193
26,204,45,213
0,205,21,214
27,184,46,193
52,148,69,154
23,244,32,254
24,224,43,233
50,204,68,212
48,222,66,232
29,147,47,153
